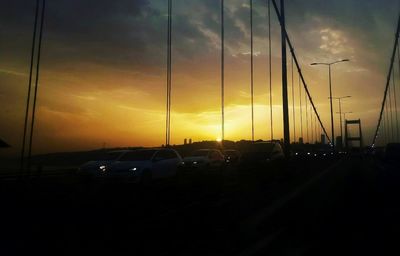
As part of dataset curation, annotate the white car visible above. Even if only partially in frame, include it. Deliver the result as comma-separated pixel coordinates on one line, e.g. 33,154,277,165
107,148,182,182
182,149,225,169
77,150,132,177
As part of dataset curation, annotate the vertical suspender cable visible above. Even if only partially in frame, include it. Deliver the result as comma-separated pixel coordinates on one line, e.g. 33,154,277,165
291,55,296,142
314,113,317,143
267,0,273,140
392,67,399,141
250,0,255,141
389,84,394,141
169,0,172,145
299,75,303,141
385,101,389,144
310,104,313,143
27,0,45,172
305,88,309,143
166,0,170,146
20,0,40,175
221,0,225,142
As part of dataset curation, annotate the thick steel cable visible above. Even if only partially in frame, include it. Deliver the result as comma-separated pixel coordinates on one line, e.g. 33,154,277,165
271,0,331,143
27,0,45,172
20,0,40,175
372,13,400,146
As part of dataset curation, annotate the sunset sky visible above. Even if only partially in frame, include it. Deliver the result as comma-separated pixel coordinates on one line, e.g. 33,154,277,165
0,0,399,155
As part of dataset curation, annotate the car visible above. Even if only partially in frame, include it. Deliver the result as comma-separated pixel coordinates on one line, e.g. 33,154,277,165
181,149,225,170
223,149,241,164
107,148,182,183
240,142,285,167
77,150,132,177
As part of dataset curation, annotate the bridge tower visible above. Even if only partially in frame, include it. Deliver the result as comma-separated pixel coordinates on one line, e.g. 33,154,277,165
345,119,363,149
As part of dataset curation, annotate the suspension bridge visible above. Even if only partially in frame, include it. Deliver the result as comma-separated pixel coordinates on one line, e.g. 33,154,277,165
3,1,400,255
15,0,400,173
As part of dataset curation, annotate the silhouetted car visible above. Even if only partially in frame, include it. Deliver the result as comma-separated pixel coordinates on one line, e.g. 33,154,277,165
181,149,225,169
107,148,182,183
77,150,132,177
223,149,241,164
385,143,400,163
240,142,285,167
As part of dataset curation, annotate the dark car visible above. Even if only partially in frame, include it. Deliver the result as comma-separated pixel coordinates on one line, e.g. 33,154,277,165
240,142,285,168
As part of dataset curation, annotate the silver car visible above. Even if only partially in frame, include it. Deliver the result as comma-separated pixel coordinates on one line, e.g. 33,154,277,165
107,148,183,182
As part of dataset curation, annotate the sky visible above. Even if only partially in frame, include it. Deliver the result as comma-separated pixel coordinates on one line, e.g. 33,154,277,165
0,0,399,155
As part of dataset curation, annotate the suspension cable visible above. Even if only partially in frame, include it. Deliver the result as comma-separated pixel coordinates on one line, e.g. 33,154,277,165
299,74,303,141
310,104,314,143
20,0,40,175
305,88,309,143
27,0,46,172
267,0,273,140
372,13,400,146
221,0,225,141
392,65,399,141
250,0,255,141
389,84,394,140
385,100,390,144
166,0,172,146
271,0,331,143
291,55,296,142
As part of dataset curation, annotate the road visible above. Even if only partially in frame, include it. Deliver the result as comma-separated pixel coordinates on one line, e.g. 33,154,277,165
1,155,399,255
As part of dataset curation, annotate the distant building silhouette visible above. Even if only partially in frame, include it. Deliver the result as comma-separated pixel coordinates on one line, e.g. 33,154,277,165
299,137,304,144
184,138,187,145
189,138,192,144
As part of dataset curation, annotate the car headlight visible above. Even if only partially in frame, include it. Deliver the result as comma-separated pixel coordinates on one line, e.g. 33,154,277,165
99,165,106,172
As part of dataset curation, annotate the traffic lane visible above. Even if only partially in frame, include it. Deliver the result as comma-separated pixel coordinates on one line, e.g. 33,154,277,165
0,157,341,255
250,155,400,256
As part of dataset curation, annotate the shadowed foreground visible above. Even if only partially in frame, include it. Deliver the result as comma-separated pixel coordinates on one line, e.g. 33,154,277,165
1,155,399,255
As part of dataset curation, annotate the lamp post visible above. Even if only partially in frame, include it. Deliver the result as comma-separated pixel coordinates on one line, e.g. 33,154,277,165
311,59,349,150
330,96,351,147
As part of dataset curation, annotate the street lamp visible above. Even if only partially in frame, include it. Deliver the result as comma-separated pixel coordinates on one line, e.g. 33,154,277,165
310,59,349,150
330,95,351,147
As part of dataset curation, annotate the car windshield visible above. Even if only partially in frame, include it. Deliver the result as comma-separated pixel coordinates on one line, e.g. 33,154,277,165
191,150,209,157
119,150,156,161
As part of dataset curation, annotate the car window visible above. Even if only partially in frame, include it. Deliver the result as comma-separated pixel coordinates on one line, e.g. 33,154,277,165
119,150,156,161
